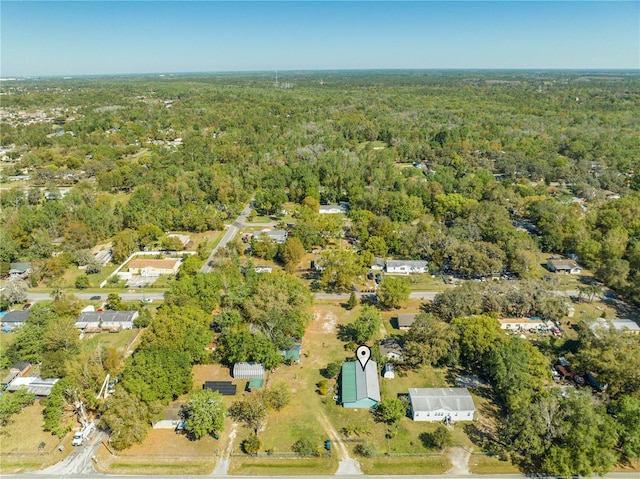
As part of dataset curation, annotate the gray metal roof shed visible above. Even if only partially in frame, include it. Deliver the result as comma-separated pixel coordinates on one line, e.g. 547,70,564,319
232,362,265,379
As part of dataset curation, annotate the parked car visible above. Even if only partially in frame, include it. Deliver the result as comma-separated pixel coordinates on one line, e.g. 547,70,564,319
72,433,83,447
22,303,32,310
90,295,101,300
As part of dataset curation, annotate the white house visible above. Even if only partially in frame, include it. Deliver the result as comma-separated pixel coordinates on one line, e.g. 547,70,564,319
547,259,582,275
408,388,476,422
128,258,181,276
75,311,138,331
257,230,288,244
378,338,404,362
319,202,349,214
371,257,386,271
386,260,428,274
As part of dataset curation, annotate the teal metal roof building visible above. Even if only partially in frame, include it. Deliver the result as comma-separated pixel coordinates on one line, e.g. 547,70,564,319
341,360,380,409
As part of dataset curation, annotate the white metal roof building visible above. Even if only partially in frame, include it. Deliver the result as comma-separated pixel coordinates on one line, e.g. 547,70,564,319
6,376,60,396
408,388,475,422
386,260,428,274
75,311,138,330
232,362,265,379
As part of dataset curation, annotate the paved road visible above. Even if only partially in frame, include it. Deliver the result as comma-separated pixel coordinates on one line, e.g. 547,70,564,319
26,289,580,304
10,472,640,479
26,292,166,302
201,200,253,273
31,430,106,476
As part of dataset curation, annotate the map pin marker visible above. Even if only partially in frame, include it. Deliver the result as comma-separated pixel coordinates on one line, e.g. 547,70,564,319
356,345,371,371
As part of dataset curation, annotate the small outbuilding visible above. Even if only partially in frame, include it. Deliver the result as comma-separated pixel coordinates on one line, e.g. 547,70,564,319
232,362,265,379
1,311,30,331
397,313,418,330
6,376,59,396
408,388,475,422
378,338,404,361
382,363,395,379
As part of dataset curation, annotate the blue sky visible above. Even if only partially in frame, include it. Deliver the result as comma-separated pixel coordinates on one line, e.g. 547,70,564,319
1,1,638,76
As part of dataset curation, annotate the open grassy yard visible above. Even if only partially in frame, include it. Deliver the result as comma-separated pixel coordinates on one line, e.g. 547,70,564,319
83,328,139,352
94,429,221,475
468,454,520,474
359,455,450,475
0,402,71,474
229,456,337,476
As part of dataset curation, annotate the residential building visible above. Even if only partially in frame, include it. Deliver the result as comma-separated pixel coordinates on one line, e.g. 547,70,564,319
93,249,113,266
9,262,31,279
499,318,549,332
1,311,30,331
340,360,380,409
378,338,404,361
319,202,349,214
386,260,428,274
75,311,138,331
408,388,476,422
397,313,418,330
128,258,181,276
257,230,288,244
371,257,385,271
547,259,582,275
6,376,59,396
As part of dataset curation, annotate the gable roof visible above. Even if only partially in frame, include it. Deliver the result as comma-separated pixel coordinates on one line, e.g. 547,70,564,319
378,338,403,355
397,313,418,328
387,260,428,268
129,258,180,269
77,311,138,323
409,388,475,413
2,311,30,323
548,259,581,270
342,360,380,404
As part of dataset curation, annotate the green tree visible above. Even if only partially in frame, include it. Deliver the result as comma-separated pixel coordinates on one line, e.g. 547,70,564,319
229,395,268,435
420,424,453,450
0,388,36,429
181,389,226,440
242,434,262,454
263,383,291,411
377,276,410,309
323,361,342,379
451,314,505,368
346,291,358,310
2,279,28,305
106,293,122,311
404,313,459,367
75,275,89,289
121,346,193,405
319,249,367,292
112,229,138,263
291,437,317,457
612,395,640,460
279,237,305,273
350,305,381,343
100,388,155,451
375,397,406,425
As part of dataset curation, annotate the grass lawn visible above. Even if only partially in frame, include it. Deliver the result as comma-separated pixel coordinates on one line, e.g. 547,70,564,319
359,455,450,475
83,329,139,352
229,456,337,476
468,454,520,474
0,402,71,474
94,429,220,475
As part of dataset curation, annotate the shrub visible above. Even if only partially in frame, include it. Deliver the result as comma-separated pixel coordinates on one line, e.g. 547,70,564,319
75,275,90,289
242,434,261,454
292,437,317,457
317,379,329,395
354,441,375,457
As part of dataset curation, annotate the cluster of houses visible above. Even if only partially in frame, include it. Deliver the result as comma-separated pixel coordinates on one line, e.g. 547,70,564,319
1,309,139,333
340,358,475,422
1,361,59,397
